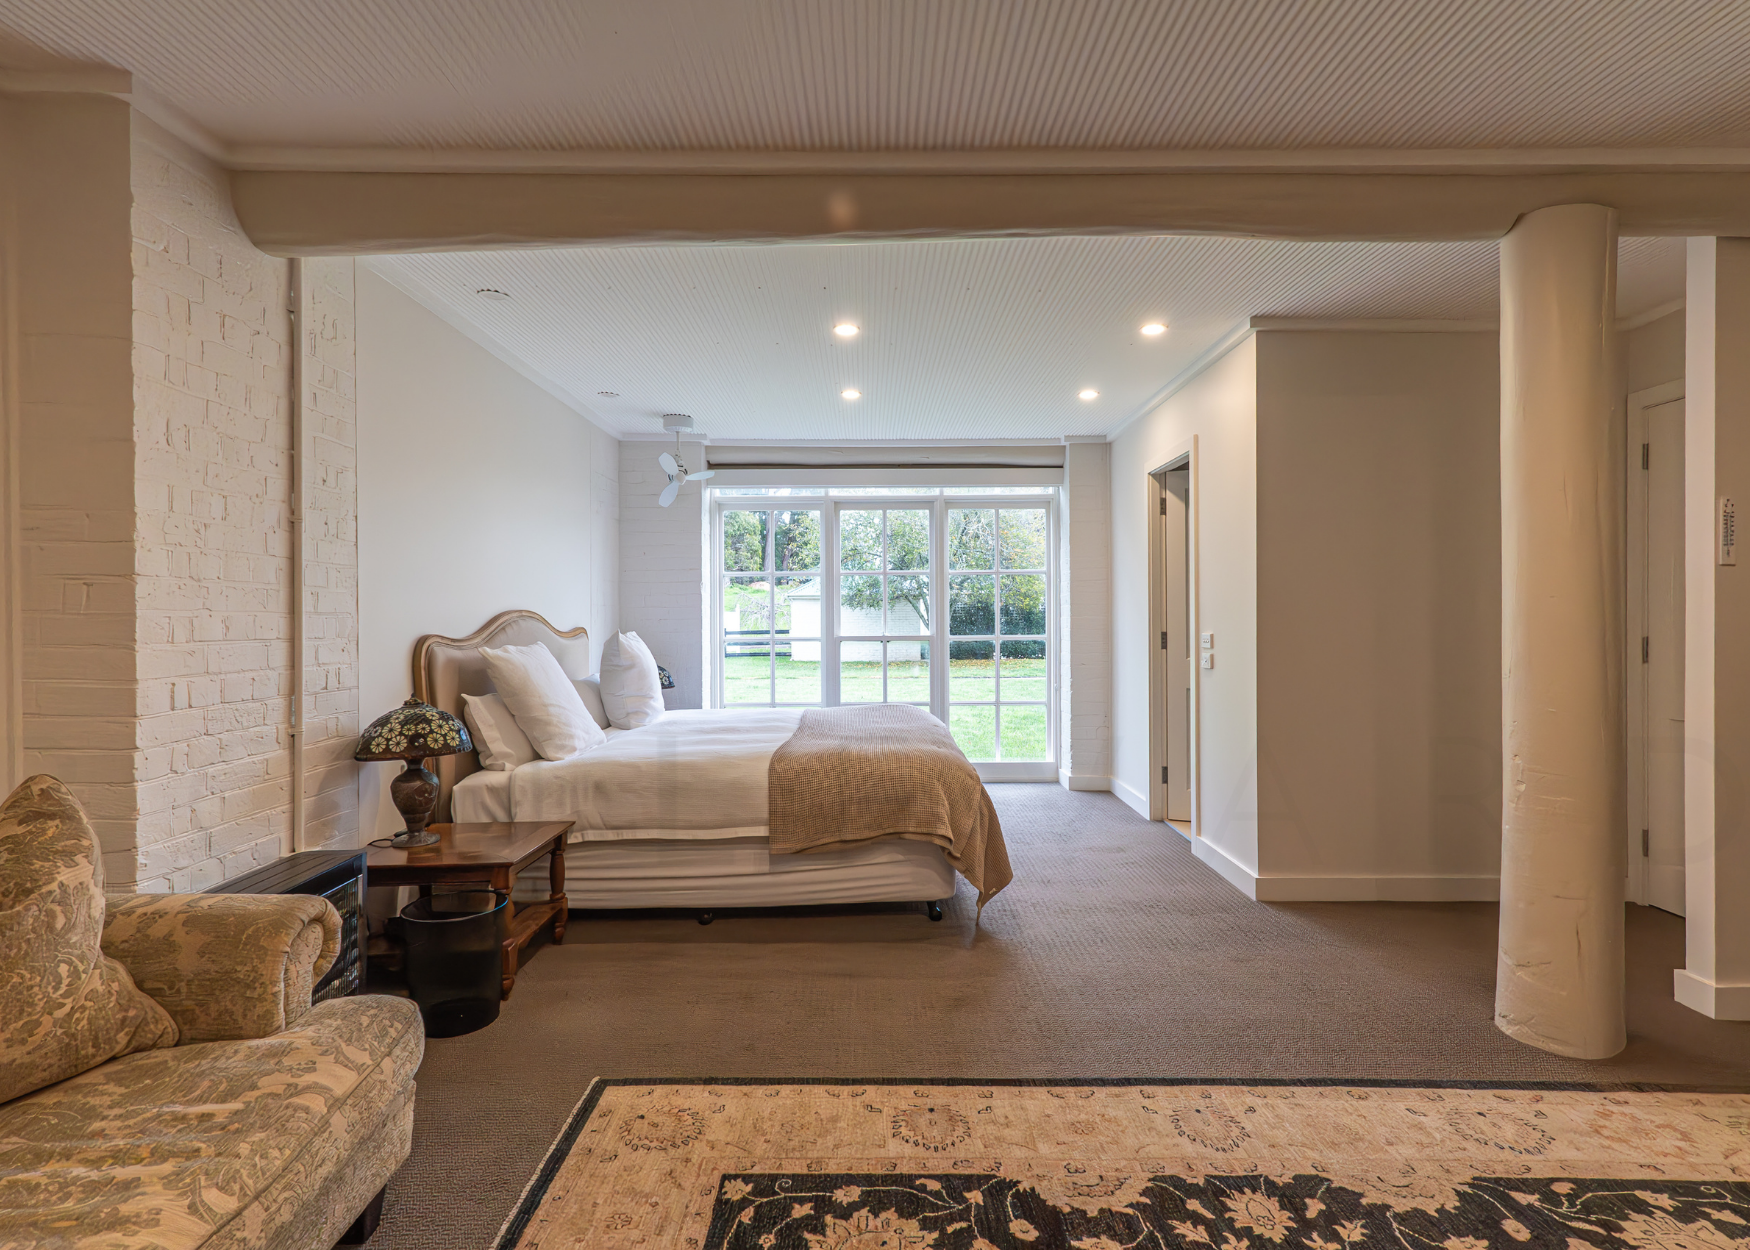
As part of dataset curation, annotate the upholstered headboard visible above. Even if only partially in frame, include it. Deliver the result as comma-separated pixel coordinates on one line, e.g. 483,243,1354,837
412,610,592,821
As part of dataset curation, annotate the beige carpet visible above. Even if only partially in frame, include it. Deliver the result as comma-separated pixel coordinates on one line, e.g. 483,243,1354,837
367,785,1750,1249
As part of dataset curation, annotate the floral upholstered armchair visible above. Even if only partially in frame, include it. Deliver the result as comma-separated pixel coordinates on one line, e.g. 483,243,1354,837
0,776,425,1250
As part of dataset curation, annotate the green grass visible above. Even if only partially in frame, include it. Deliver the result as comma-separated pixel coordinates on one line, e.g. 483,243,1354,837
722,654,1047,760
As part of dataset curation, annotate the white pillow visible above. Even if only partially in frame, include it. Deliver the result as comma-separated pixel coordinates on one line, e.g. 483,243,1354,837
478,642,607,760
599,631,665,729
573,676,611,730
460,692,538,771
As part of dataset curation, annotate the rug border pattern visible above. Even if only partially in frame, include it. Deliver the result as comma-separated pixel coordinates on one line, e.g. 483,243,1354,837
489,1076,1750,1250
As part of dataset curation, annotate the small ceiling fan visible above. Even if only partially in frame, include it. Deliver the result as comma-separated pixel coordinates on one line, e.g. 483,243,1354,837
657,414,715,507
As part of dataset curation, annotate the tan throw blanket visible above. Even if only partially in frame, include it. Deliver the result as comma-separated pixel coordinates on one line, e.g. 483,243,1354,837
768,704,1013,909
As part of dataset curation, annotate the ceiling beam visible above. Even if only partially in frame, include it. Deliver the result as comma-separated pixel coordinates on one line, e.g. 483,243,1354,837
231,169,1750,256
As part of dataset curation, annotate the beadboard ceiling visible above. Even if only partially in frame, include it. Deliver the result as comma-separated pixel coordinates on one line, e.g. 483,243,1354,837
1,0,1748,157
369,234,1683,442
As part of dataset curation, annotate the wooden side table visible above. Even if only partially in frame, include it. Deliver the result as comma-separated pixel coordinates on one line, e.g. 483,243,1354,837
367,821,572,1000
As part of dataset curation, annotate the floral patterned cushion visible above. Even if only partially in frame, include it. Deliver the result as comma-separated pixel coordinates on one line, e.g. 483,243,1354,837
101,893,340,1043
0,776,176,1105
0,994,424,1250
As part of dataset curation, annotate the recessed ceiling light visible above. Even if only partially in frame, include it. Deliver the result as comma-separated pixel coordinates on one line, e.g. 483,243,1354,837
841,388,862,400
596,391,620,398
1141,322,1167,336
476,288,511,301
1078,388,1100,401
833,323,859,338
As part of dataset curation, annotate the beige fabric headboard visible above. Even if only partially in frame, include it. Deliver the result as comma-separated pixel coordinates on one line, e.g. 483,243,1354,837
412,610,592,821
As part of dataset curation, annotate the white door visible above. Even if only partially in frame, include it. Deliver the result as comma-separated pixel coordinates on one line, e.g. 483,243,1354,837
1645,399,1686,915
1162,469,1192,821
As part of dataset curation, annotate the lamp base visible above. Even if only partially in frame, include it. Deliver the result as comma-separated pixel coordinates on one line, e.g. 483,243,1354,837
389,758,441,846
388,828,441,849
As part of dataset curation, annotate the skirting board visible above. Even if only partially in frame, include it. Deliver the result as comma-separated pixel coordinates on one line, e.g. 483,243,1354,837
1058,771,1112,791
1673,969,1750,1020
1192,837,1500,902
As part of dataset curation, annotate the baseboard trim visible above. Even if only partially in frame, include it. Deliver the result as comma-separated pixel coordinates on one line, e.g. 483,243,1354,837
1192,837,1260,900
1111,776,1150,819
1058,770,1112,791
1673,969,1750,1020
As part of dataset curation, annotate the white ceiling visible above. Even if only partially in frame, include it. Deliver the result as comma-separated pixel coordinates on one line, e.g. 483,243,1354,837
2,0,1748,155
371,234,1684,442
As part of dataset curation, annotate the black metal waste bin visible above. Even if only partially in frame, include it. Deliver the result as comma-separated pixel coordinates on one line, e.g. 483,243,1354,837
400,885,507,1037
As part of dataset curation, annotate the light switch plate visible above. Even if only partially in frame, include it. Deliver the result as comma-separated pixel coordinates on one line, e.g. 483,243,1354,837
1200,653,1214,669
1200,632,1214,649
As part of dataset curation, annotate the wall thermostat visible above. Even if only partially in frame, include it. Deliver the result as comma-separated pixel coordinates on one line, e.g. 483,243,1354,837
1721,496,1737,567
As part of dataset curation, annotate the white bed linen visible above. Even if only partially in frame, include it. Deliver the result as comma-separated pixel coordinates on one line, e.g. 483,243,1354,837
507,707,802,841
452,768,515,823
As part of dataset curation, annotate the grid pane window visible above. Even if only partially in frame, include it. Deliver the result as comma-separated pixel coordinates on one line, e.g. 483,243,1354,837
837,508,933,703
946,506,1048,761
721,508,822,705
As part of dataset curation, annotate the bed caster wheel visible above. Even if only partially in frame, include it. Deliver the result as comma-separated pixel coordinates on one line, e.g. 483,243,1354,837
926,901,943,921
697,911,714,926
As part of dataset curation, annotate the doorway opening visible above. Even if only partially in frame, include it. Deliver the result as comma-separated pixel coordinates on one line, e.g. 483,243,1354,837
1627,382,1685,915
1149,451,1195,831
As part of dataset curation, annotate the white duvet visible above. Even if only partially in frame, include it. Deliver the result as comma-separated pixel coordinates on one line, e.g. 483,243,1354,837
506,707,803,841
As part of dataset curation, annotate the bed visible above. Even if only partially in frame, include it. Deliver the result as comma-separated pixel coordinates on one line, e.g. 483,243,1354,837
413,611,960,916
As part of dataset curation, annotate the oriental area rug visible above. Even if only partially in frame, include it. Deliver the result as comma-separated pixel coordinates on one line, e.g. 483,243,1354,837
493,1079,1750,1250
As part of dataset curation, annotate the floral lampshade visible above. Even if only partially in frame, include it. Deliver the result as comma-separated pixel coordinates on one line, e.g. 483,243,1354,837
658,664,676,690
355,697,473,762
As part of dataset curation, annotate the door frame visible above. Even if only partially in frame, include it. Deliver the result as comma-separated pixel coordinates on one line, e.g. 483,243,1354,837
1147,438,1199,836
1626,380,1685,906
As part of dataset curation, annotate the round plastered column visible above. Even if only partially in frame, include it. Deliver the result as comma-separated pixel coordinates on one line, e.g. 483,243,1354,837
1496,203,1626,1059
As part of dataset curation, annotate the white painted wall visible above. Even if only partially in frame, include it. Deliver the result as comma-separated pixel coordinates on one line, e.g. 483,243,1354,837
355,266,619,840
619,439,707,709
1110,336,1259,887
1254,331,1502,896
1061,440,1113,787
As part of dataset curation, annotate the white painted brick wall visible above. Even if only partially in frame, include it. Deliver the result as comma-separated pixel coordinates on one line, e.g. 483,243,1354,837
1060,441,1113,782
618,440,707,708
129,125,358,890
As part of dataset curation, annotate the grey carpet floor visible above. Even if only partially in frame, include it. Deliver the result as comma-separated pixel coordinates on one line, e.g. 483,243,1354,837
366,783,1750,1249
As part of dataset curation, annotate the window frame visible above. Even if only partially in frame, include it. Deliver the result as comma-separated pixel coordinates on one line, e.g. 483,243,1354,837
710,487,1058,780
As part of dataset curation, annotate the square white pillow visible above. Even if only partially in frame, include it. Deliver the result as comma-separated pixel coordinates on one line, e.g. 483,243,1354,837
573,676,611,730
599,631,665,729
478,642,607,760
460,692,539,771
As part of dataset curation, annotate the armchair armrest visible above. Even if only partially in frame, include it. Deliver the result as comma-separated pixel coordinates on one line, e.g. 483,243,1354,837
101,893,340,1042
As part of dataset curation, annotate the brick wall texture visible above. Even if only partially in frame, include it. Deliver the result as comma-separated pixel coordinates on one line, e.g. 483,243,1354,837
1061,441,1113,781
128,124,358,891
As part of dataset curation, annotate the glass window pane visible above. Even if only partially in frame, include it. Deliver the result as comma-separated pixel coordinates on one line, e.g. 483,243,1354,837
948,640,995,701
950,704,996,761
999,705,1048,760
840,641,884,702
724,576,772,636
773,651,820,704
999,573,1047,635
948,508,995,570
723,621,771,704
723,510,769,572
886,509,931,571
886,573,930,635
838,574,883,634
999,639,1048,701
774,575,820,640
887,642,930,702
999,509,1048,570
840,510,882,570
949,574,995,636
773,509,821,571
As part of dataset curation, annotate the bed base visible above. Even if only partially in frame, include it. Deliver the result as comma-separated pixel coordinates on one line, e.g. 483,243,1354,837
693,898,947,926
